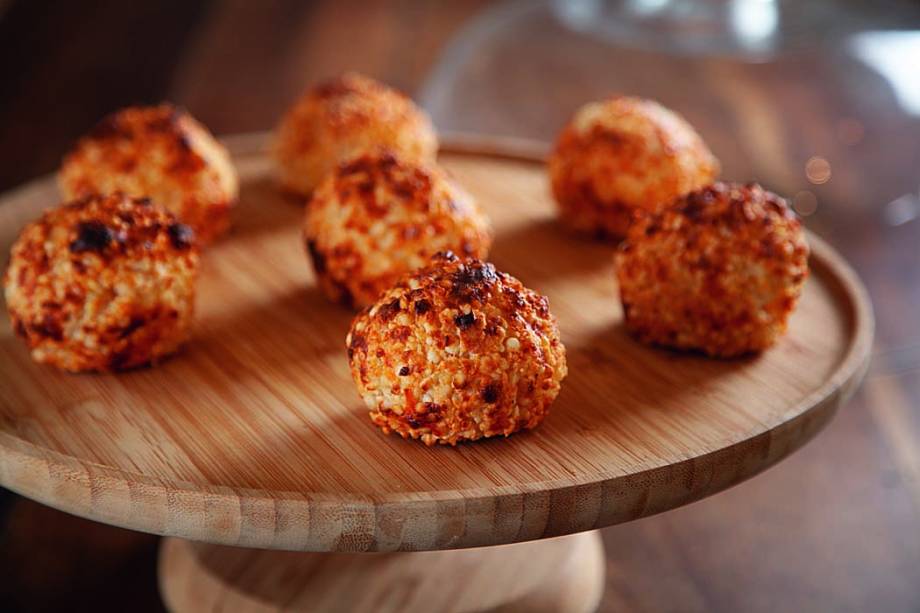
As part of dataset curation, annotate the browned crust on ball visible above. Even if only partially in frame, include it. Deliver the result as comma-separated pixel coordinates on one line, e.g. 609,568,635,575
304,151,492,308
347,253,567,445
3,193,199,372
549,96,719,240
273,73,438,197
58,104,238,245
615,182,810,357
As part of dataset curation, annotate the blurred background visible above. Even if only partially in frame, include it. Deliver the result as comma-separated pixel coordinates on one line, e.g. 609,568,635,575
0,0,918,611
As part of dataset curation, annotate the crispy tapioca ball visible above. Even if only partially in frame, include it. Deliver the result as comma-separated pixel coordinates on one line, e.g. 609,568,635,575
549,96,719,239
615,182,809,358
273,72,438,197
59,104,238,245
346,252,567,446
4,193,199,372
304,151,492,309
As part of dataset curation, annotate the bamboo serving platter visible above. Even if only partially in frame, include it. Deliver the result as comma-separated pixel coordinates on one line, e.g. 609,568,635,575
0,134,872,554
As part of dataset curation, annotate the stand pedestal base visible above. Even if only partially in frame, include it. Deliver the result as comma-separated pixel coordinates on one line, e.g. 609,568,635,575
158,531,605,612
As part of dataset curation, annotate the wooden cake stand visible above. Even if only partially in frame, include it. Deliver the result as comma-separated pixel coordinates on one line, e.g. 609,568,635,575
0,135,873,612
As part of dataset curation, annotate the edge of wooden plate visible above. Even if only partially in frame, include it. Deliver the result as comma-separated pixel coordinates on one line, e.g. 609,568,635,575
0,133,875,552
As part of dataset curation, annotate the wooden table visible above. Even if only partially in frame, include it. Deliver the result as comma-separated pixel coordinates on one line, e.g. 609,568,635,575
0,1,917,611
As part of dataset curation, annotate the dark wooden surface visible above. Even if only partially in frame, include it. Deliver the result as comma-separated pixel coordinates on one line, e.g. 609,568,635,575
0,1,918,611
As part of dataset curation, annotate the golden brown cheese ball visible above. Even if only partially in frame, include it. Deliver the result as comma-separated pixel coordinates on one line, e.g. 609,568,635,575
549,96,719,239
59,104,238,245
273,73,438,197
304,151,492,309
347,252,567,446
4,193,199,372
615,182,809,358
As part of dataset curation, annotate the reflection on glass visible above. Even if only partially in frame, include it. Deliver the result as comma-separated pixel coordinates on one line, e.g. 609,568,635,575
850,32,920,116
554,0,782,58
419,0,920,227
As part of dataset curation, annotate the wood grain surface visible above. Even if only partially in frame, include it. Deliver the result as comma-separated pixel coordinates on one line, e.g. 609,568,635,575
0,135,872,552
158,531,605,613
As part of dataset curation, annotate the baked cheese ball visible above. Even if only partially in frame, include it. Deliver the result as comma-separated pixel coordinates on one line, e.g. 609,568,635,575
615,182,809,357
549,96,719,239
59,104,238,245
305,152,492,309
347,252,567,446
4,193,199,372
273,72,438,197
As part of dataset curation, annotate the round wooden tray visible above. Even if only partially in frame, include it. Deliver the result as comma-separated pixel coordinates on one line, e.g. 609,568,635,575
0,134,873,553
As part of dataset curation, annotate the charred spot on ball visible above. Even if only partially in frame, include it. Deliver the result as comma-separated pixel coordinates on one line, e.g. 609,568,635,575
482,382,501,403
450,260,497,301
454,311,476,330
392,326,411,342
339,155,373,176
398,366,410,376
682,184,722,221
377,152,398,168
33,314,64,341
377,299,401,322
167,223,195,250
347,333,367,361
117,211,137,225
414,299,431,314
108,348,135,371
356,179,374,196
118,316,146,339
70,221,115,253
422,402,443,416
